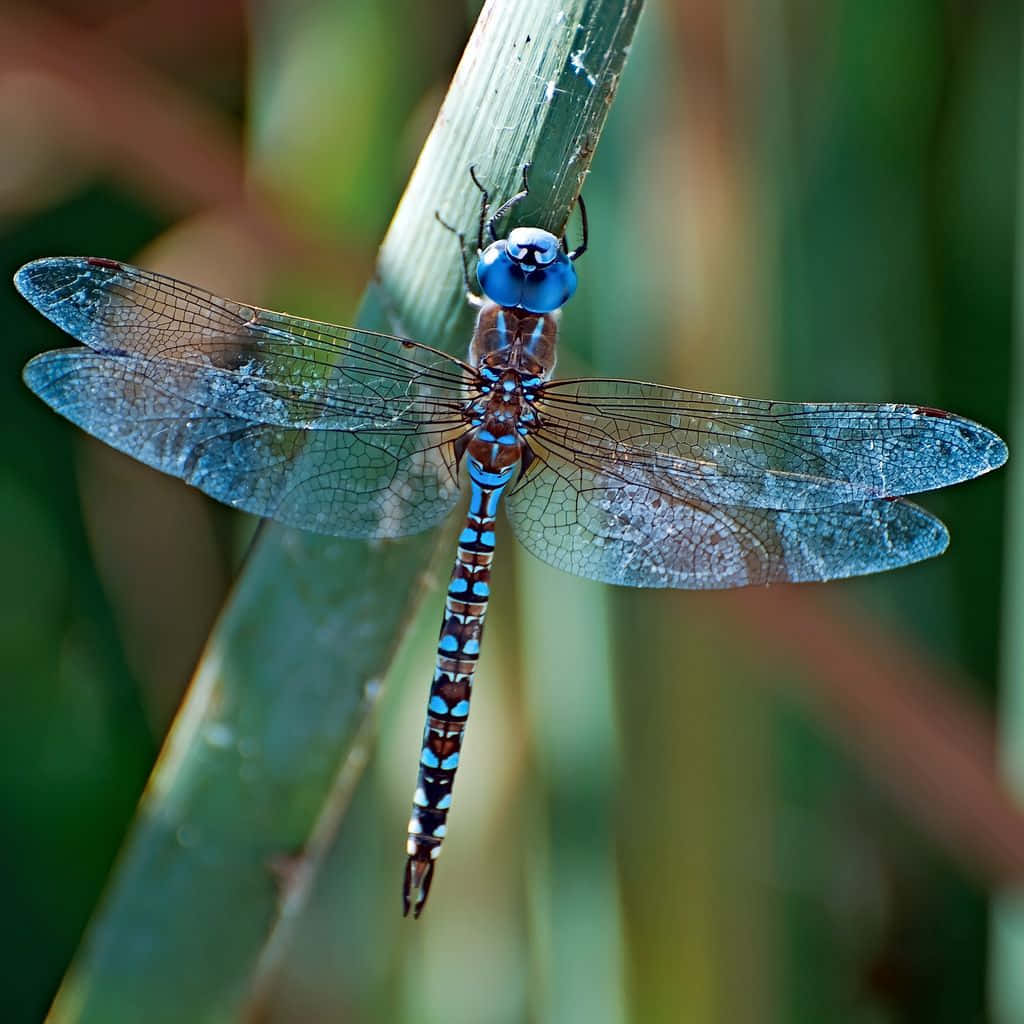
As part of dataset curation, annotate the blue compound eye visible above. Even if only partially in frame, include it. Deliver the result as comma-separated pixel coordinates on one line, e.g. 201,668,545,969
520,257,577,312
476,228,578,314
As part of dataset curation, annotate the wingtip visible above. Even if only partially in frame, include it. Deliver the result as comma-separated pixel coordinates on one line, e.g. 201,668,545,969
12,259,44,299
931,513,951,558
12,257,130,342
22,351,52,392
912,406,1009,485
988,433,1009,472
869,499,948,575
14,257,122,303
13,257,72,305
953,419,1008,481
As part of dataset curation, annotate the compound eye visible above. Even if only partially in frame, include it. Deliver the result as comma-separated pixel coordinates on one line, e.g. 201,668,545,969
476,231,578,312
521,257,577,313
476,240,522,307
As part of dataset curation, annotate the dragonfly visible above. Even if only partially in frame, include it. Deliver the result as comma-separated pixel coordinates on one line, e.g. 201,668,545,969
15,169,1007,918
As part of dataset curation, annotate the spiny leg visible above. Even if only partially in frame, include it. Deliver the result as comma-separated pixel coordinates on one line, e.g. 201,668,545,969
562,193,589,261
435,210,482,308
436,163,537,310
469,165,492,252
474,162,588,261
483,163,532,241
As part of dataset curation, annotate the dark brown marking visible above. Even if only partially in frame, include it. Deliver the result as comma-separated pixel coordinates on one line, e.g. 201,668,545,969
206,338,261,371
452,431,472,467
517,444,536,482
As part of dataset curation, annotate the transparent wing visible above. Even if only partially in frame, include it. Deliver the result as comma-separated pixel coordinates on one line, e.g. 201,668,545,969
18,258,469,538
505,448,949,589
536,378,1007,511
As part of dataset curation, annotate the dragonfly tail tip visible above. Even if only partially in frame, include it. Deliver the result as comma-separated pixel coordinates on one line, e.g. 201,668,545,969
403,856,435,919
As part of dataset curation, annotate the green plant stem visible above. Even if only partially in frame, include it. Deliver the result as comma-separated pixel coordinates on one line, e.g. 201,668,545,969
46,3,643,1022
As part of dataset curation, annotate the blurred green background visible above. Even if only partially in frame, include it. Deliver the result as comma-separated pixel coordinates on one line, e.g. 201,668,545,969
0,1,1019,1021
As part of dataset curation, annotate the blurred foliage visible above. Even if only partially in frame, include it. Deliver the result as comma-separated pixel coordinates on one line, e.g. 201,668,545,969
0,1,1018,1022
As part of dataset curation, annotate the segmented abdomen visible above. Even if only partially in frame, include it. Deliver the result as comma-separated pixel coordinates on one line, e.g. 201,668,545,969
403,486,498,917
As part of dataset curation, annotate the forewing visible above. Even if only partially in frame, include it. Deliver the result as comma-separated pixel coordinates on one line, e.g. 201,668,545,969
536,378,1007,511
16,257,468,429
505,447,949,589
18,258,468,538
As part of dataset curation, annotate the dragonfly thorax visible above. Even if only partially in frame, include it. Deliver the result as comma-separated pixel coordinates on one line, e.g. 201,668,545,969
464,365,538,461
462,303,557,478
469,303,559,380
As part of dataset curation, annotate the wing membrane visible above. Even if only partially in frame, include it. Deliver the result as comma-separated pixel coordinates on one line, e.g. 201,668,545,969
15,257,469,429
537,378,1006,511
19,258,1004,568
17,258,469,538
24,350,463,538
506,445,948,589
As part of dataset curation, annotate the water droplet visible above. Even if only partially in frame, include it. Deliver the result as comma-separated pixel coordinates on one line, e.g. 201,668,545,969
177,824,200,848
204,722,234,749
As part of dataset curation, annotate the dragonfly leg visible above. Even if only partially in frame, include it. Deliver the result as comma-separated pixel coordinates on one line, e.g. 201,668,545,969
564,192,589,261
435,210,483,308
469,164,492,251
474,162,587,262
483,163,531,242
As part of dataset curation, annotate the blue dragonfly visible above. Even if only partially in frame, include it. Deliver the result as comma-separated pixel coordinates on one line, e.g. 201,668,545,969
15,170,1007,917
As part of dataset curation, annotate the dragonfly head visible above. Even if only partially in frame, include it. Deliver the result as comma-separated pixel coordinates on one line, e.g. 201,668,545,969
477,226,577,314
